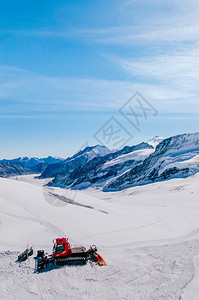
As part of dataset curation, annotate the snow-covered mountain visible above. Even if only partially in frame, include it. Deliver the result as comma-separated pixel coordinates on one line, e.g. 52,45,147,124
5,156,64,168
0,156,64,174
40,145,112,181
74,145,113,161
64,143,153,189
41,142,154,188
104,132,199,191
0,161,32,177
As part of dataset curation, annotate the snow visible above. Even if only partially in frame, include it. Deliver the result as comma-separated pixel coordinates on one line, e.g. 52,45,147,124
181,254,199,300
68,145,112,164
153,141,199,178
1,174,199,299
102,148,154,169
93,145,112,156
104,132,199,191
147,136,164,148
86,145,111,161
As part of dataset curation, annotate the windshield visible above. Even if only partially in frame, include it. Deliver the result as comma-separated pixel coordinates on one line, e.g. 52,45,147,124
54,243,65,254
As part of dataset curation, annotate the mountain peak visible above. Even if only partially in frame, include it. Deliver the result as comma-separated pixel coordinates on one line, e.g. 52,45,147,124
148,136,165,148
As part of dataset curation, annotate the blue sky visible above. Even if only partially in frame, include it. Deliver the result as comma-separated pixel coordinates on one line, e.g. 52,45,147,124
0,0,199,158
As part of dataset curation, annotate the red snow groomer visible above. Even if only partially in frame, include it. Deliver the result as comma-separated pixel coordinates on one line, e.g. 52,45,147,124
37,237,106,270
53,237,87,264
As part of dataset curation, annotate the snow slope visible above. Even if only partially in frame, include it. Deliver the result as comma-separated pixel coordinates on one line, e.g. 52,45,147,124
105,132,199,191
102,148,154,169
1,174,199,299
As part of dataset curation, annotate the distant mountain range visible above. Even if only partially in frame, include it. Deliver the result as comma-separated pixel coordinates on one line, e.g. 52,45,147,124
41,143,155,188
39,137,164,188
5,156,64,168
1,133,199,191
39,133,199,191
0,156,64,177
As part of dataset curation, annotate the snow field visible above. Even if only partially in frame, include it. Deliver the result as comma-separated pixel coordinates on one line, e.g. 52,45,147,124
1,174,199,299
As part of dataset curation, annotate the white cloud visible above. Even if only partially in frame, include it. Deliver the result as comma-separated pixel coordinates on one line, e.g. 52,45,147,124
1,0,198,117
1,1,198,46
0,65,198,119
109,47,199,116
69,0,199,47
